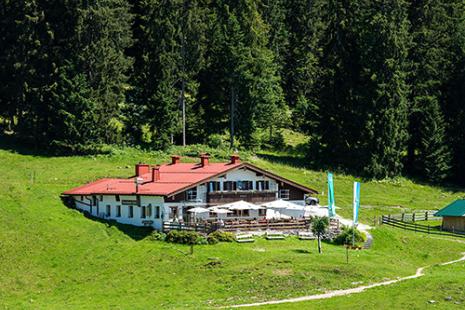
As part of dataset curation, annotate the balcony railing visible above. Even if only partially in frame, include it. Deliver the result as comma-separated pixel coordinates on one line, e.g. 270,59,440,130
207,190,277,204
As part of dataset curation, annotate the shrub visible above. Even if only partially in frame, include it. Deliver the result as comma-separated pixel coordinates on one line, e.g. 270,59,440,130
165,230,203,245
208,231,235,243
333,226,366,245
207,235,219,244
147,231,166,241
207,134,225,148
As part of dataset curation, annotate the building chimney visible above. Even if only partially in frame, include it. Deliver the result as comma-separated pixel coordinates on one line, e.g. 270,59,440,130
171,155,181,165
135,163,150,176
200,154,210,166
230,154,240,164
152,166,160,182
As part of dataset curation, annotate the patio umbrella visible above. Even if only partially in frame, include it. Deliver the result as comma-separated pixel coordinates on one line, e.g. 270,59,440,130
208,207,233,214
187,207,210,213
216,200,260,210
266,209,292,220
187,207,209,222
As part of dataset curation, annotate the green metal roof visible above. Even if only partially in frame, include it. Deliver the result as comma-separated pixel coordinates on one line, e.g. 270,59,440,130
435,200,465,217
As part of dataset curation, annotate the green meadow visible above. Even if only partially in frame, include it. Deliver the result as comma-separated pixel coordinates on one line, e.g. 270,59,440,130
1,142,465,309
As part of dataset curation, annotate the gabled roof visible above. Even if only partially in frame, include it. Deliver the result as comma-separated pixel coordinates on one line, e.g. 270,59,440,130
435,200,465,217
62,160,318,197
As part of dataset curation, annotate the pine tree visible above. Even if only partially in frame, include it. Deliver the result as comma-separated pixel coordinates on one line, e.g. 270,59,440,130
407,0,453,182
359,0,411,178
208,0,286,148
47,0,133,151
443,0,465,184
283,0,325,132
129,0,207,148
309,0,363,170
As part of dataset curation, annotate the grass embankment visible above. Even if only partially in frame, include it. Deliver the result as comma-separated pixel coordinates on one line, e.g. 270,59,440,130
1,144,465,308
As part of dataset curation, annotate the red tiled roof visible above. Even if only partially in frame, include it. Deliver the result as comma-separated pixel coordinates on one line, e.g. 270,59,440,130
62,161,318,197
63,162,242,196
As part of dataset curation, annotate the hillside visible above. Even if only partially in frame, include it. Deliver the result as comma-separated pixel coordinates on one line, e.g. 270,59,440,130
1,144,465,308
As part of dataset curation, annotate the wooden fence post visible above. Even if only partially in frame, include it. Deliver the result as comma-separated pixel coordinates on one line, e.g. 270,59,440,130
425,211,428,221
412,212,415,222
401,213,405,221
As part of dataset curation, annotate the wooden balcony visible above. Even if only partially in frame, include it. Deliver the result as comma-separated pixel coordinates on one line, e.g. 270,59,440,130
207,191,277,204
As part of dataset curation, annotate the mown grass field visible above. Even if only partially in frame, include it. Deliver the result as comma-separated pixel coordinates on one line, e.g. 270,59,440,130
1,141,465,309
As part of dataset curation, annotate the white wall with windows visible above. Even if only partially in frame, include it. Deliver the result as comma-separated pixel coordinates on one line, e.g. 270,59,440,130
73,194,166,230
207,168,278,192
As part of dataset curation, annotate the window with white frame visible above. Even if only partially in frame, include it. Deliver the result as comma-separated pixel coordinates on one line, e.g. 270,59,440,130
116,205,121,217
141,206,146,218
154,206,160,219
186,188,197,201
237,181,253,191
223,181,237,191
279,189,290,200
256,180,270,191
208,181,221,192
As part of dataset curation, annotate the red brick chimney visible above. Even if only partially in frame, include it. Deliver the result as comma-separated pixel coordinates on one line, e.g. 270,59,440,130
135,163,150,176
230,154,240,164
152,166,160,182
200,154,210,166
171,155,180,165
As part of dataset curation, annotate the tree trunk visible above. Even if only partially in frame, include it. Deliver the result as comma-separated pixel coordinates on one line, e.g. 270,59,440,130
317,236,322,254
180,79,186,147
230,85,235,149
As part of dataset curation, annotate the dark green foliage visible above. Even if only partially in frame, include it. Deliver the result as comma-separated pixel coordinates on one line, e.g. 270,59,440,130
165,230,203,245
147,231,166,241
208,231,235,243
2,0,465,185
333,226,366,245
359,0,411,179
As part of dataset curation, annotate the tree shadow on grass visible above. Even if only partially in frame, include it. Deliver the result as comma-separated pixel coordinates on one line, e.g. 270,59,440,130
83,212,154,241
292,249,312,254
61,195,154,241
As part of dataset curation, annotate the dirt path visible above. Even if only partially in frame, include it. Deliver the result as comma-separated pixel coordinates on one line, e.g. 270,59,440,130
227,253,465,308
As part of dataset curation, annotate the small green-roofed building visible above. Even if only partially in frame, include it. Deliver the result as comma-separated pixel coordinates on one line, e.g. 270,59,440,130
435,200,465,232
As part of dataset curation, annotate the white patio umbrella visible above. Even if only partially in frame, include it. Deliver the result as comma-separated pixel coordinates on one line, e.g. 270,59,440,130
187,207,209,222
261,199,303,209
208,207,233,214
186,207,210,213
215,200,260,210
266,209,292,220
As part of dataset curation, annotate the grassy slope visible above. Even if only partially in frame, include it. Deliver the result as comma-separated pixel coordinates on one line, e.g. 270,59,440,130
1,141,465,308
258,257,465,310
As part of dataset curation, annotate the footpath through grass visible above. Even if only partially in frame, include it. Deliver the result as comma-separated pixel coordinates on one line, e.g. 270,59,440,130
1,146,465,308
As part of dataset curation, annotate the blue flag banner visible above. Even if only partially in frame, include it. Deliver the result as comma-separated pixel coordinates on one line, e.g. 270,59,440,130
353,182,360,226
328,173,336,217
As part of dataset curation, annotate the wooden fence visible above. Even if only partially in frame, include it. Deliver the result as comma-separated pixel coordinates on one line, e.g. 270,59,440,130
381,216,465,239
384,210,440,222
163,218,341,234
163,222,213,233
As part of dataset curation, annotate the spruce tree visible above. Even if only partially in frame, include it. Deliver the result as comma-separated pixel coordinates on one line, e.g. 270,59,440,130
283,0,325,132
207,0,286,148
359,0,411,178
309,0,363,169
129,0,207,148
408,0,453,182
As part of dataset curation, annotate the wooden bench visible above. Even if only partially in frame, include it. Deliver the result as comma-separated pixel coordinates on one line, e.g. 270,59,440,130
236,233,255,243
298,231,315,240
265,231,285,240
